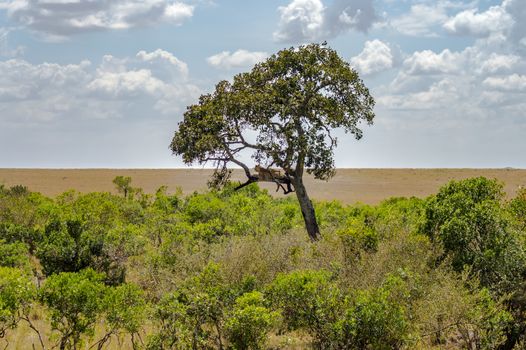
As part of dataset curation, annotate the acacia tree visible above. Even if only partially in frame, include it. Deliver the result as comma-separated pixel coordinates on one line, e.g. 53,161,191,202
170,44,375,240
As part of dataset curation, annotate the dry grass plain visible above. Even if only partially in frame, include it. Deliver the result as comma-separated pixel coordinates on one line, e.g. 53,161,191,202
1,168,525,204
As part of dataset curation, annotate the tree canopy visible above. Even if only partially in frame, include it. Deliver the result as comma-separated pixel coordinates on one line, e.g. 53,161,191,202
170,43,375,240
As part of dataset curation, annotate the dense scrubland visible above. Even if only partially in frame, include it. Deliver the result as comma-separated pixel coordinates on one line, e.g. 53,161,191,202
1,176,526,349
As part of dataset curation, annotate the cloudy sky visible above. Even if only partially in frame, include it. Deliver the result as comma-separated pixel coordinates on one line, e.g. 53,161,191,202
0,0,524,168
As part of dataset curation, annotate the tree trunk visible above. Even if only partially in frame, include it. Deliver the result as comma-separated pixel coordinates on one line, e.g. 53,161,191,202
293,176,321,241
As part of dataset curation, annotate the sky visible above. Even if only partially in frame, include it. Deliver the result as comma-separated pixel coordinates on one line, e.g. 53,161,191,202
0,0,524,168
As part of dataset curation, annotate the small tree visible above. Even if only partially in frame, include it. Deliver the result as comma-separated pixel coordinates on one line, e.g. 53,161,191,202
0,267,36,341
170,43,375,240
40,269,107,350
420,177,526,295
113,176,133,199
266,270,341,345
225,291,279,350
94,283,146,350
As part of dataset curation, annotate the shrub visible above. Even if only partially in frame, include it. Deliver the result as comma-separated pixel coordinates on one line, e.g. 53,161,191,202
509,186,526,230
40,269,107,349
37,217,142,284
0,223,43,253
147,263,230,349
0,240,30,270
96,283,146,349
146,293,192,349
333,276,410,349
337,219,378,265
0,267,35,338
225,291,280,350
267,270,341,346
420,177,526,295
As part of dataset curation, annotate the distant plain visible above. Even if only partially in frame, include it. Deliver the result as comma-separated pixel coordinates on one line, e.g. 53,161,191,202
1,168,525,204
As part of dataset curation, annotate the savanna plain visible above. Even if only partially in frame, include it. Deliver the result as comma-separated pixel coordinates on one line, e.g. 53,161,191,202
1,168,526,349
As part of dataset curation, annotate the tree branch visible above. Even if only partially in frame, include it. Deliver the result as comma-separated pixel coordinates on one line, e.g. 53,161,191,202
222,144,252,179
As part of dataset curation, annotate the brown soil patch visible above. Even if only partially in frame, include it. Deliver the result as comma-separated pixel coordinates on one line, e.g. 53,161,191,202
0,168,525,204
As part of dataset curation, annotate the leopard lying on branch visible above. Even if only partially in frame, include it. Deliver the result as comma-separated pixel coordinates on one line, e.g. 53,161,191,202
234,165,294,194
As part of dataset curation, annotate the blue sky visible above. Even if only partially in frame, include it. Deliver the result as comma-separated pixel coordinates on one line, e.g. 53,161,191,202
0,0,524,168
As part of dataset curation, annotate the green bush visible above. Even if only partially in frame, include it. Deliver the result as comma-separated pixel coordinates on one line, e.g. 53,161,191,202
267,270,341,345
40,268,107,349
96,283,146,349
333,276,410,349
420,177,526,294
509,186,526,230
0,267,35,337
147,263,230,349
146,292,192,349
0,223,43,253
0,240,30,270
37,217,143,284
225,291,280,350
337,219,378,265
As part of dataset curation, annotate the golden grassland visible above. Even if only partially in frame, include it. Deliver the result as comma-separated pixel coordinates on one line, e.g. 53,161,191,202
0,168,525,204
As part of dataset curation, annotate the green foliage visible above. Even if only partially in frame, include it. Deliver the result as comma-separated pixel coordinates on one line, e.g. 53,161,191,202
337,219,378,265
0,190,52,253
37,219,80,275
509,186,526,230
40,268,107,349
170,44,375,240
0,223,43,253
0,240,30,270
0,267,35,337
147,293,192,349
170,43,374,180
148,263,230,349
267,270,341,345
225,291,280,350
373,197,425,236
413,268,512,349
104,283,146,334
113,176,133,199
5,185,29,196
421,177,526,294
97,283,146,349
180,263,230,347
168,185,300,242
37,192,145,284
333,276,410,349
152,185,181,213
3,176,526,349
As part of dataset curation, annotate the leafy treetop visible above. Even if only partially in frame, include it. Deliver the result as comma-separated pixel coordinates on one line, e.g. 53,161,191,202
170,43,375,184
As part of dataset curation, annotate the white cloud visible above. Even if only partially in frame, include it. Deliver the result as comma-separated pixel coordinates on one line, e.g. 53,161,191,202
164,2,194,22
273,0,377,43
376,26,526,128
444,6,511,37
391,4,448,37
379,78,461,110
0,49,200,125
137,49,189,79
390,1,474,38
88,69,165,97
441,0,525,55
403,49,463,75
350,39,394,75
478,53,520,74
0,0,194,39
206,49,268,70
0,58,93,122
483,74,526,92
504,0,526,52
273,0,324,43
